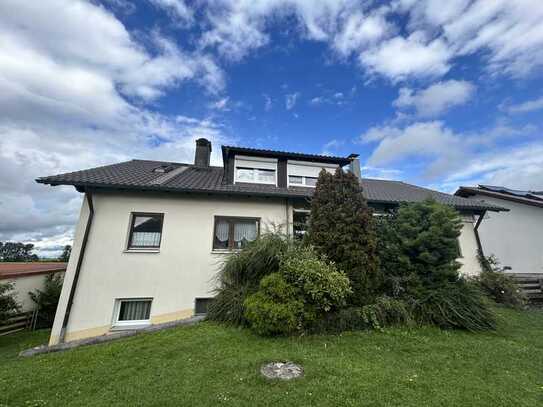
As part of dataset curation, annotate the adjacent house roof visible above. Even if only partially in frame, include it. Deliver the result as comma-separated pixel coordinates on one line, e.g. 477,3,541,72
0,262,67,280
456,185,543,209
37,159,504,212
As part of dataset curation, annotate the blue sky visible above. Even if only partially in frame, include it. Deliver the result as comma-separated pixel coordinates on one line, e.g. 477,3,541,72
1,0,542,255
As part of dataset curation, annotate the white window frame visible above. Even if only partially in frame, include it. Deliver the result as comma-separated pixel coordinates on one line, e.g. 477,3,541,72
288,175,318,187
234,155,278,186
112,298,153,328
287,160,338,188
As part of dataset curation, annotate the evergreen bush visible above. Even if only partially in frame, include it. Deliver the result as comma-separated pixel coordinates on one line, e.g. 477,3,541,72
307,168,380,305
360,296,413,330
244,273,303,336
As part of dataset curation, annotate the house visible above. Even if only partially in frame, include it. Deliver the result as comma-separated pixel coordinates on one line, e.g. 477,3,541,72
0,262,67,312
455,185,543,274
37,139,503,345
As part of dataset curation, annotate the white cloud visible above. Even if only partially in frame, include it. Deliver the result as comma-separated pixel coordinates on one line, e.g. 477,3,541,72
285,92,300,110
149,0,193,23
360,33,452,81
333,11,392,57
210,97,230,111
393,80,475,117
263,94,273,111
321,139,344,156
505,96,543,114
0,0,233,248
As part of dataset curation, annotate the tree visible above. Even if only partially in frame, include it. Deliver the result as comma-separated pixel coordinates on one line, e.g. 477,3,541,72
307,168,380,306
0,242,39,262
29,273,64,328
59,245,72,262
377,199,463,298
0,282,20,323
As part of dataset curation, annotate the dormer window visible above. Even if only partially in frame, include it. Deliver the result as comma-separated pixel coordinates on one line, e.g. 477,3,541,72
234,155,277,185
289,175,318,187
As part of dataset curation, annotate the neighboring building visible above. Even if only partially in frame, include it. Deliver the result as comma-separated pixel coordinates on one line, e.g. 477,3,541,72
456,185,543,274
0,262,67,312
37,139,503,345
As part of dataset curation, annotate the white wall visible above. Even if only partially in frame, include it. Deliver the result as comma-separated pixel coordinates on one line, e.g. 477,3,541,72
457,214,482,276
50,192,289,344
4,273,63,312
473,194,543,274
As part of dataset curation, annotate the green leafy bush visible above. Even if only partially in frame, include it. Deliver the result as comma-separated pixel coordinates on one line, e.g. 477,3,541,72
0,282,20,323
208,233,293,325
307,307,365,333
29,273,63,328
244,246,352,336
244,273,303,336
307,168,381,305
281,247,351,312
414,280,496,331
477,255,527,308
360,297,413,330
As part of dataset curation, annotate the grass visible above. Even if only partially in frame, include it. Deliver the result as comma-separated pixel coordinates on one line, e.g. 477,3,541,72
1,308,542,406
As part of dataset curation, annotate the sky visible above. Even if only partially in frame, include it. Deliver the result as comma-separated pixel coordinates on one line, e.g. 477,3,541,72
1,0,543,257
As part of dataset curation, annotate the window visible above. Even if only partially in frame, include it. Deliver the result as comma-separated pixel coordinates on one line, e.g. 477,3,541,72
213,216,260,250
235,167,276,184
288,175,318,187
293,209,310,239
115,299,152,326
127,213,163,249
195,298,214,315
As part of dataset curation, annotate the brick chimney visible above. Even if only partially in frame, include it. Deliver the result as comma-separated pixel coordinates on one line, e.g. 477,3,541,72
194,138,212,167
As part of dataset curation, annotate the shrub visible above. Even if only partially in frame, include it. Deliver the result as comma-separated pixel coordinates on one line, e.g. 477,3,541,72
244,273,304,336
0,282,20,323
244,246,352,336
281,247,351,312
29,273,64,328
307,168,380,305
307,307,365,334
477,255,527,308
414,280,496,331
208,233,292,325
360,297,413,330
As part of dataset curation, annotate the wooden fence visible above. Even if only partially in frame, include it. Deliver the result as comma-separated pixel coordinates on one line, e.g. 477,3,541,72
0,311,35,336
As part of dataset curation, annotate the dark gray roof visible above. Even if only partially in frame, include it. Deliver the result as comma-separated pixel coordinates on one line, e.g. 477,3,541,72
37,159,504,212
456,185,543,209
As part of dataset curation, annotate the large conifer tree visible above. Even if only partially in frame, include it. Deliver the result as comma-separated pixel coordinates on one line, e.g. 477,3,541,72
307,168,380,305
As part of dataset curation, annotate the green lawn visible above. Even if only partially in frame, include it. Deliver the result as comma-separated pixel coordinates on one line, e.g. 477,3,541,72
1,308,542,407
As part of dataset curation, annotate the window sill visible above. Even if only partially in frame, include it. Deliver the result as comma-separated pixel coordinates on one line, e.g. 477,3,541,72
110,322,151,331
123,248,160,254
211,249,240,254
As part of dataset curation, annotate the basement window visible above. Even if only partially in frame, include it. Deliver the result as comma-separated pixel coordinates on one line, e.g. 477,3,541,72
195,298,214,315
114,299,152,327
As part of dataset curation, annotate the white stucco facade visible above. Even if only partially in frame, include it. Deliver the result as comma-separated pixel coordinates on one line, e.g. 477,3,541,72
49,190,484,345
470,194,543,274
49,192,290,345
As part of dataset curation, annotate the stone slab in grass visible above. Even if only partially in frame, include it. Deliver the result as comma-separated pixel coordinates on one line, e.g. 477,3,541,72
260,361,303,380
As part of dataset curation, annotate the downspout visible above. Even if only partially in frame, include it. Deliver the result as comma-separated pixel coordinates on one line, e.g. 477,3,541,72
474,210,486,257
59,191,94,343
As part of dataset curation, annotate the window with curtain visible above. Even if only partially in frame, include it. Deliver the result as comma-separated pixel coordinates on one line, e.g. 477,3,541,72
116,299,152,324
213,216,260,250
128,213,164,249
